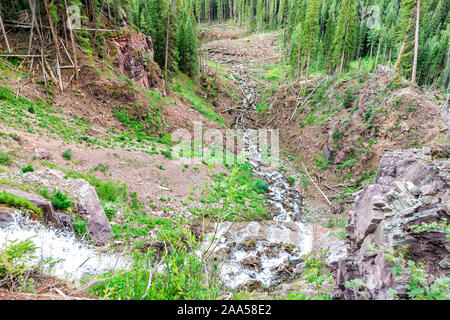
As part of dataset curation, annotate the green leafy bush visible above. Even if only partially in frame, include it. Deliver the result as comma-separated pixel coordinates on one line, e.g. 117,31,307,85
380,246,450,300
0,152,12,165
21,165,34,173
62,149,72,161
51,190,73,210
0,239,37,292
72,218,88,237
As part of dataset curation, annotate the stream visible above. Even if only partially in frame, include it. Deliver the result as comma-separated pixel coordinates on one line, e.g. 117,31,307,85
203,63,314,289
0,211,129,283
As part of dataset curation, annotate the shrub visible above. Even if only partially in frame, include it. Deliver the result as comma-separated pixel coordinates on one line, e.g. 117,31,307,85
0,238,37,292
90,228,220,300
51,190,73,210
343,89,355,109
383,246,450,300
252,179,269,194
21,165,34,173
62,149,72,161
96,181,128,203
72,218,88,237
0,152,12,165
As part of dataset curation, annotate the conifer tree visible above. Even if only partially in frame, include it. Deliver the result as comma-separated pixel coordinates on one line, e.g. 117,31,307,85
301,0,320,77
332,0,358,73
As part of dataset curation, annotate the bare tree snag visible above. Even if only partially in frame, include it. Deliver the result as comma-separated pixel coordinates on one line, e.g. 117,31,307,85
395,18,413,73
64,0,79,80
43,0,62,64
0,14,11,53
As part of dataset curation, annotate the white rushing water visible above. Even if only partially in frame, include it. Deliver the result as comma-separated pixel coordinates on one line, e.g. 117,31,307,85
203,221,313,289
0,211,130,283
201,64,314,289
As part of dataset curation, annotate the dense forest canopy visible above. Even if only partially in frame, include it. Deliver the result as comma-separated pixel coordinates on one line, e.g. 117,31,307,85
192,0,449,87
0,0,448,87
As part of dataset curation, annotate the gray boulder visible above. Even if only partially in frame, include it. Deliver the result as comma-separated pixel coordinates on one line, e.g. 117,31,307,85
334,149,449,299
0,188,73,230
18,170,113,244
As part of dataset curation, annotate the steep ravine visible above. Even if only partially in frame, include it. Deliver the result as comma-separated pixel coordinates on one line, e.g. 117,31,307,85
202,62,316,290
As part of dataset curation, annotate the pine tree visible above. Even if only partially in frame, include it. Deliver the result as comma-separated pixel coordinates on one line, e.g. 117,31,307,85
332,0,358,73
301,0,320,77
177,1,199,76
395,0,421,79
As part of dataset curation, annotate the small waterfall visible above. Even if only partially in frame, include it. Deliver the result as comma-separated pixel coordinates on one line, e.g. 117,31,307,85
202,64,314,289
0,211,130,283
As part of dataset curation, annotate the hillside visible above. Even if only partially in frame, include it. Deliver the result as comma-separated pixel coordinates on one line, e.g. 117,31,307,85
0,0,449,303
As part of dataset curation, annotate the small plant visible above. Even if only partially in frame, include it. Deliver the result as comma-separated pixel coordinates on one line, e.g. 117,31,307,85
72,217,88,237
345,278,368,299
51,190,73,211
0,238,40,292
381,246,450,300
103,203,118,220
62,149,72,161
96,181,128,203
0,152,12,165
332,128,343,142
8,133,22,143
288,176,295,185
93,163,109,174
343,89,355,109
408,219,449,240
301,250,333,299
21,165,34,173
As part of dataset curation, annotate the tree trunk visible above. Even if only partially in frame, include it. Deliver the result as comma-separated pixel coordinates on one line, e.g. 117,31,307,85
0,13,11,53
411,0,420,84
164,0,175,88
43,0,62,63
64,0,79,80
442,44,450,88
395,18,413,73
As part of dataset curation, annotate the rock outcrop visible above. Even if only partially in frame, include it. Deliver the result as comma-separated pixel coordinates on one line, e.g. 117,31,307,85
112,32,165,95
0,188,73,231
334,148,449,299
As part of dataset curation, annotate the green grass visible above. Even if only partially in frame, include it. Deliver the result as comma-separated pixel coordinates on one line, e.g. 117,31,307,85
0,152,12,165
89,225,221,300
0,84,168,152
0,191,42,216
171,74,225,128
20,165,34,173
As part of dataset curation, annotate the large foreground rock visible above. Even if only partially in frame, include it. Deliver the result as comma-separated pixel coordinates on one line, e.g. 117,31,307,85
334,149,449,299
18,170,113,244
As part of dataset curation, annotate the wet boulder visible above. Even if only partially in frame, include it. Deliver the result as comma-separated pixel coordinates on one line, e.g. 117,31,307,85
202,221,313,290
